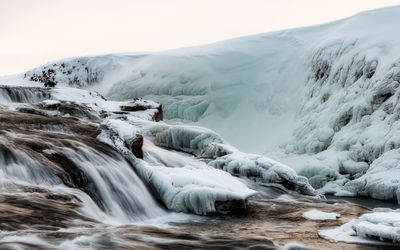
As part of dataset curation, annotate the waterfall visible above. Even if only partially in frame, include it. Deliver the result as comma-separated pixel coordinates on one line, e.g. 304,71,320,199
0,132,167,223
0,86,51,104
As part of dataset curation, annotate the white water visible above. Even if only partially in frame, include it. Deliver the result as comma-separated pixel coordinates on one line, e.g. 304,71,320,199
0,136,167,224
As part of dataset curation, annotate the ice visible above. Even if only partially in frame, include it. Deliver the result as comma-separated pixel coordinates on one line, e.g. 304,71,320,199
139,121,318,196
319,210,400,246
97,117,257,215
318,219,384,245
143,122,234,158
139,162,257,215
353,211,400,242
40,99,60,108
209,153,318,196
302,210,340,220
4,6,400,202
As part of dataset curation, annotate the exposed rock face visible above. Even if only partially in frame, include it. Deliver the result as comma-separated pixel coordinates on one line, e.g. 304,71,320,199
23,58,107,87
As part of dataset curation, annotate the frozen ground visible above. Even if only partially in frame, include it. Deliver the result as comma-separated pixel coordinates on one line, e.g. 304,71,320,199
4,6,400,204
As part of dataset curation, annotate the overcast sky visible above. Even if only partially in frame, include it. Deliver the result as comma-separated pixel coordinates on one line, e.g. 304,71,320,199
1,0,399,75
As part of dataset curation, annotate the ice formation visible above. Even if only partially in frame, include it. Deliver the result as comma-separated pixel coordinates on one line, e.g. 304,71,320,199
319,209,400,245
302,210,340,221
5,7,400,203
97,118,257,215
209,153,318,196
143,122,234,158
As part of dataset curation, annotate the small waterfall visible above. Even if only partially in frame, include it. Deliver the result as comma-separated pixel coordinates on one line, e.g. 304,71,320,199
0,133,167,223
0,86,51,104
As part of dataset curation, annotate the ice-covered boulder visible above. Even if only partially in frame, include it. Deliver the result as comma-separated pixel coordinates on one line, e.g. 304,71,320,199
98,118,144,159
136,161,257,215
144,123,235,158
341,149,400,201
319,210,400,246
353,211,400,243
209,153,318,196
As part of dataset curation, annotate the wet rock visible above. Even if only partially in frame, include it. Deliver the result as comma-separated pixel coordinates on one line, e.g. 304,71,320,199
0,191,95,231
215,199,248,215
0,86,51,103
120,99,163,121
39,101,100,120
126,133,144,159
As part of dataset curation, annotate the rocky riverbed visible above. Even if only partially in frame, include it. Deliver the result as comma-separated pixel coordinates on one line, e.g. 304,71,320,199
0,85,398,249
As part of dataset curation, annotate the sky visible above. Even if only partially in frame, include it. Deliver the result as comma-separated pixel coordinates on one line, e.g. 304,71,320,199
1,0,399,76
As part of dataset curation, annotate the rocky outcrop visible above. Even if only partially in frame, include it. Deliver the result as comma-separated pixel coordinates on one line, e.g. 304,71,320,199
23,58,107,87
120,99,163,121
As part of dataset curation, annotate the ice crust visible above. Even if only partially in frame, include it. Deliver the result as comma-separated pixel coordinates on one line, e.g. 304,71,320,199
302,210,339,220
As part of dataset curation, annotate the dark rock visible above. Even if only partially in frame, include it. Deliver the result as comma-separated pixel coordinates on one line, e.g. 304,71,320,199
214,199,248,215
153,104,163,122
126,134,144,159
120,100,163,121
40,102,101,120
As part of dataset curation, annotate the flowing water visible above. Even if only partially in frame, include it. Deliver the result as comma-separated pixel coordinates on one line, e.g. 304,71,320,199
0,86,167,225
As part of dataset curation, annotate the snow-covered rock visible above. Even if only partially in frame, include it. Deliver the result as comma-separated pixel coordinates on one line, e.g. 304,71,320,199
319,210,400,246
143,123,234,158
353,211,400,243
99,118,144,158
209,153,318,196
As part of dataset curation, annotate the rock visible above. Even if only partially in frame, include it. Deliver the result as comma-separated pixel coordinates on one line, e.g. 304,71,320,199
120,99,163,122
126,133,144,159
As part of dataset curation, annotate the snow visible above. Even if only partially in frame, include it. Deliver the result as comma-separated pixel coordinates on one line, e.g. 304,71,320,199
97,117,257,215
40,99,60,108
209,153,318,196
353,211,400,242
319,210,400,246
143,122,234,158
302,210,340,220
4,6,400,203
139,161,257,215
318,219,384,245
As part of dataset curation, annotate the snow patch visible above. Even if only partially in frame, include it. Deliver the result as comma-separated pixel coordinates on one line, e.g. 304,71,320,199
302,210,339,220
